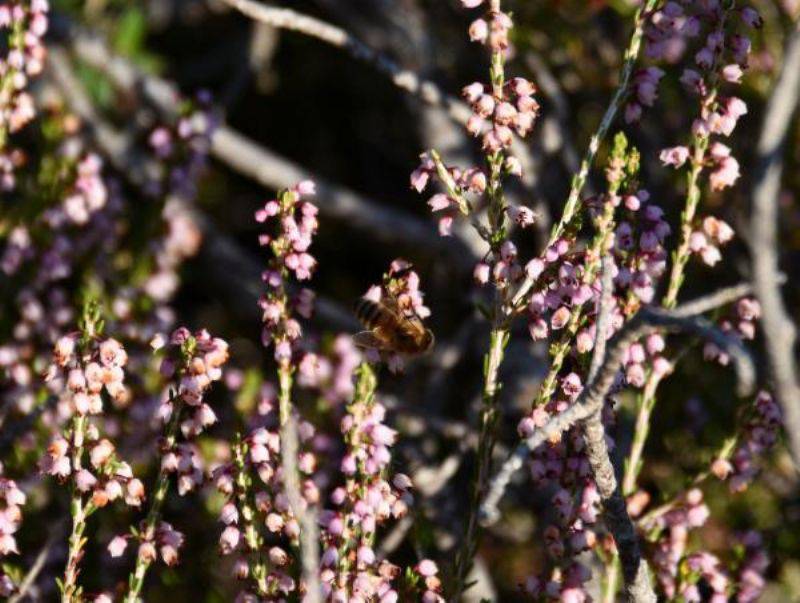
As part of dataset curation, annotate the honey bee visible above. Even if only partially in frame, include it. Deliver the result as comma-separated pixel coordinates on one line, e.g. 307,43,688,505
353,293,434,356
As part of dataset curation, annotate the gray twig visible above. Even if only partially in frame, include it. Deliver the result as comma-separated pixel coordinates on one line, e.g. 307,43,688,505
588,255,615,382
280,416,322,603
9,519,68,603
750,23,800,471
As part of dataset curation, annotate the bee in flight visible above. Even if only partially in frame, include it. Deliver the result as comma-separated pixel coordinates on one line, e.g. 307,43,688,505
353,293,434,356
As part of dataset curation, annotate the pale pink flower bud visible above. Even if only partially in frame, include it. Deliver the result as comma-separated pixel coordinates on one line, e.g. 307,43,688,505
468,18,488,43
525,258,545,280
551,306,570,330
219,526,240,554
90,439,115,468
108,535,128,557
417,559,439,577
659,145,690,168
139,541,157,563
269,546,289,566
473,262,490,285
427,194,451,212
75,469,97,492
462,82,484,104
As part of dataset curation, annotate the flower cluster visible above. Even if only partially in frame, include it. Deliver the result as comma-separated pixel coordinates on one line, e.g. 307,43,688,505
711,391,781,492
0,466,26,597
703,296,759,365
686,214,735,267
646,488,716,600
656,3,758,194
0,0,48,141
626,67,665,123
733,531,769,602
463,0,512,52
213,417,320,600
256,181,319,363
135,199,202,307
412,560,445,603
318,363,421,601
146,92,216,201
297,334,362,407
462,77,540,153
40,334,143,501
108,521,184,567
518,377,599,602
156,327,229,491
58,153,108,226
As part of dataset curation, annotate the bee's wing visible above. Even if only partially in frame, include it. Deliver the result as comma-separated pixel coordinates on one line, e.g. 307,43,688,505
352,330,391,351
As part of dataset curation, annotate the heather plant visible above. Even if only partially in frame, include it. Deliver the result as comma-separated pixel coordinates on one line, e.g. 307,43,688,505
1,0,800,601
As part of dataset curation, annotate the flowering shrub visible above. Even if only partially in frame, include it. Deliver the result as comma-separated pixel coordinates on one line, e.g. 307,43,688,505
0,0,798,601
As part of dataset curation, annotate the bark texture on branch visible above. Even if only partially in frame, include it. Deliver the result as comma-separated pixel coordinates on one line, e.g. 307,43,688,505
750,24,800,471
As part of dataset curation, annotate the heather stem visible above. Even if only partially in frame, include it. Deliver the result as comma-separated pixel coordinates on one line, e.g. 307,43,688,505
452,327,509,600
662,139,708,310
61,416,89,603
124,399,182,603
451,0,512,588
233,437,270,596
622,373,663,496
277,360,322,602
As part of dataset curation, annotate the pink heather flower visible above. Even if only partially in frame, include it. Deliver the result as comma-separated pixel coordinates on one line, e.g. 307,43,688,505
709,156,740,191
700,245,722,267
417,559,439,577
462,82,484,103
508,205,536,227
660,146,690,168
409,168,429,193
525,258,545,280
473,262,490,285
219,526,240,554
551,307,571,330
468,18,488,43
108,535,128,557
427,194,451,212
722,64,744,84
295,180,316,196
438,216,453,237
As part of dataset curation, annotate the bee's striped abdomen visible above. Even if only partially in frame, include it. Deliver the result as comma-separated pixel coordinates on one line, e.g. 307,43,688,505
354,298,385,329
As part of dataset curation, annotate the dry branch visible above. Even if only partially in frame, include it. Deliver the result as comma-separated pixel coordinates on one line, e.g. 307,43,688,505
750,24,800,471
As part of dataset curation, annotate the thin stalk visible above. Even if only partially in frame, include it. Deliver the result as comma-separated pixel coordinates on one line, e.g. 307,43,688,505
233,438,270,596
621,373,663,496
124,399,182,603
452,327,509,600
662,139,708,310
277,360,322,602
603,555,622,603
61,416,89,603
